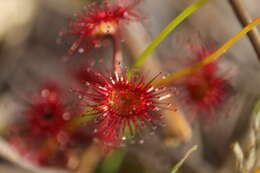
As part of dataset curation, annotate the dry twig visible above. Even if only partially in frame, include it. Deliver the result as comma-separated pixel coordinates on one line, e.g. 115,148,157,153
230,0,260,61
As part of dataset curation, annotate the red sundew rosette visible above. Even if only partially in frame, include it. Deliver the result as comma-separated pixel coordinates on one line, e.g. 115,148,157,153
60,0,142,61
25,82,69,137
71,69,171,149
7,82,77,167
176,43,231,120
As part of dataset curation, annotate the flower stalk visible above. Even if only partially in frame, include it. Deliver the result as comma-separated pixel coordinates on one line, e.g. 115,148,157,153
112,35,123,74
129,0,209,76
152,17,260,87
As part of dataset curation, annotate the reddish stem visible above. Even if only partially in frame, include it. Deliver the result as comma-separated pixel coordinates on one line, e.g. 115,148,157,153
112,35,123,74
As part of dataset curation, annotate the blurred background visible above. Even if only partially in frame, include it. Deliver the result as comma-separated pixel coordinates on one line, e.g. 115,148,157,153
0,0,260,173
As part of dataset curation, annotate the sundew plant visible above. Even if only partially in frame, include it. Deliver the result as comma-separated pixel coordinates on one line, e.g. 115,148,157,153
1,0,260,173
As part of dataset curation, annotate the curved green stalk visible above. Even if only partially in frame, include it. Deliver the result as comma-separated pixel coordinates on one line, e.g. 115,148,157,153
98,148,126,173
170,145,198,173
152,17,260,86
67,110,98,130
128,0,209,77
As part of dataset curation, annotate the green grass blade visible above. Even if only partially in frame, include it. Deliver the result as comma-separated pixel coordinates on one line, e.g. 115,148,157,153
170,145,198,173
99,148,127,173
129,0,209,76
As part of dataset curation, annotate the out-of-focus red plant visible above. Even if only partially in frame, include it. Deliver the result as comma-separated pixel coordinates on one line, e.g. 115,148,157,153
179,43,230,117
9,135,68,166
60,0,142,60
7,82,75,166
25,82,69,137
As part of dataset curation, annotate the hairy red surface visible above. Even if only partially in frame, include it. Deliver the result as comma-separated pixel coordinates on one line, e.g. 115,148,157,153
25,82,69,137
73,70,171,146
60,0,141,60
183,44,229,113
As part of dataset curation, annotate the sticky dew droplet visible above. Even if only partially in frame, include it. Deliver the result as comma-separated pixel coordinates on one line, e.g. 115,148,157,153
41,89,50,98
78,48,85,53
62,112,71,120
57,131,69,145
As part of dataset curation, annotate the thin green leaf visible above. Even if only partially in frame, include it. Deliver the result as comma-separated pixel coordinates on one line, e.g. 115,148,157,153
99,148,127,173
129,0,209,77
170,145,198,173
70,110,98,127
